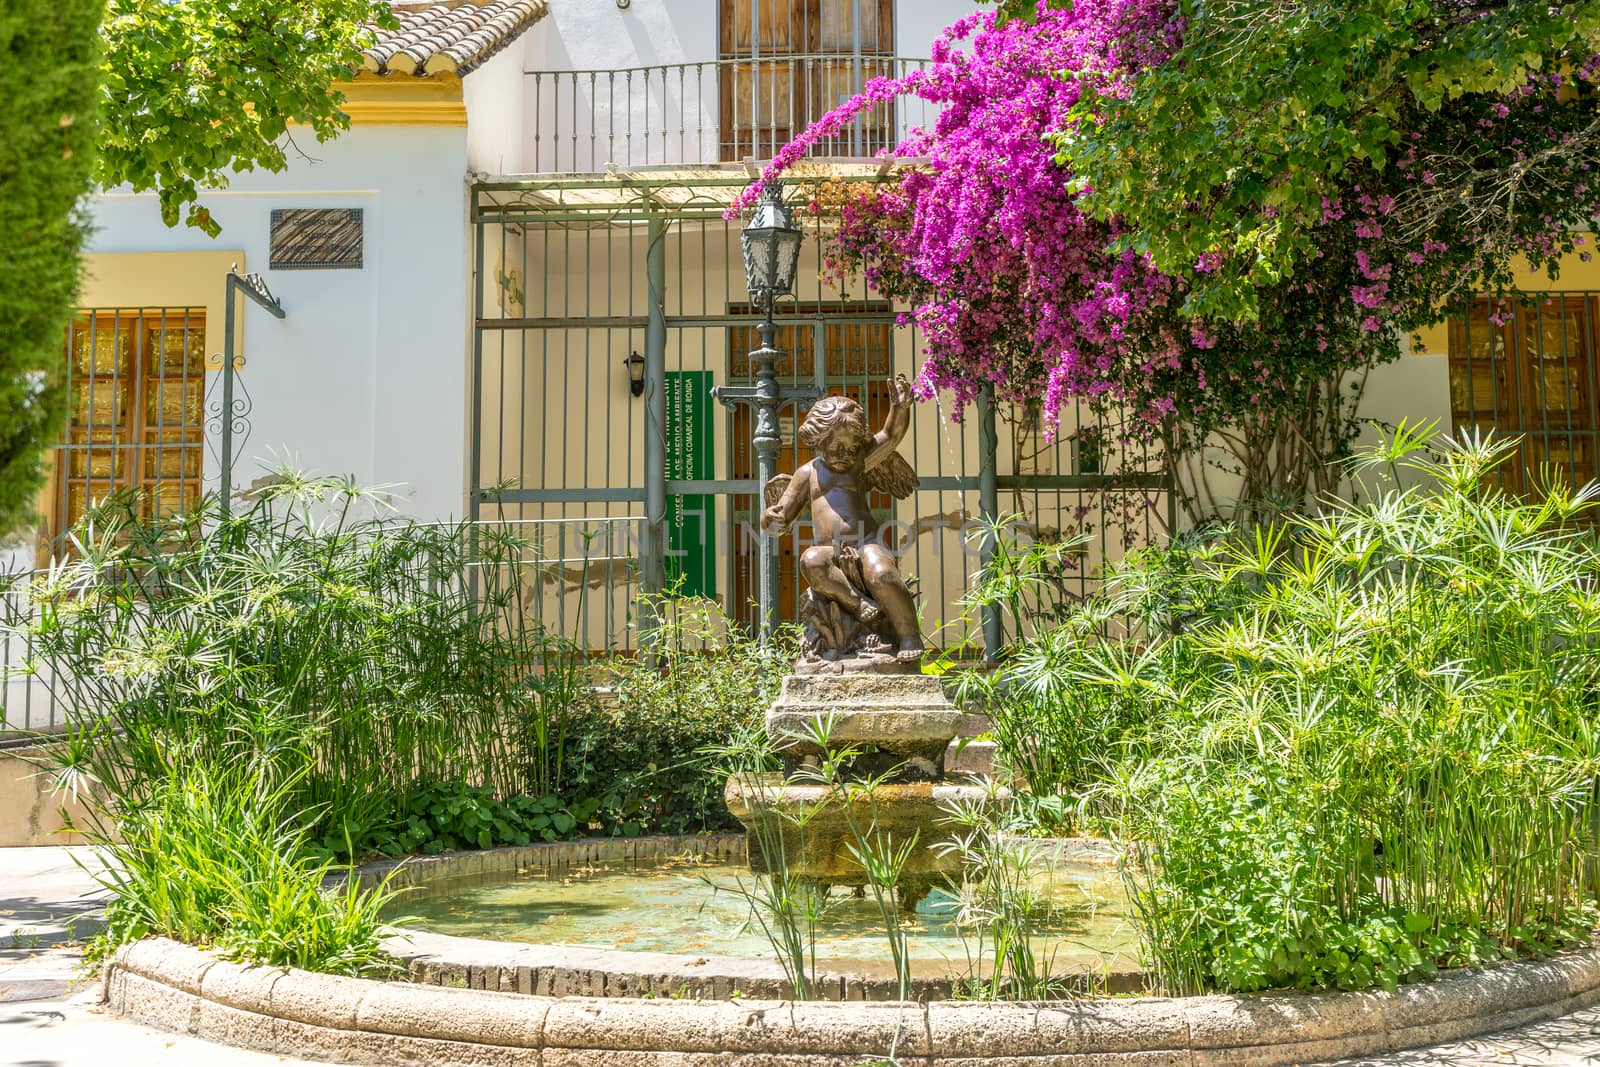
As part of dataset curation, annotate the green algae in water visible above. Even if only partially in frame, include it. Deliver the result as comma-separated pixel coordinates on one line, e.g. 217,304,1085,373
383,855,1140,975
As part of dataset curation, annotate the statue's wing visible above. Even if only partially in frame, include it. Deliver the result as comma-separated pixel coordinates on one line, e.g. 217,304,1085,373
864,452,919,500
763,473,792,510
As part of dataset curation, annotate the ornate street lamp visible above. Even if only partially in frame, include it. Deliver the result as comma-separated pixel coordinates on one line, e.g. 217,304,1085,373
714,182,818,637
740,183,804,305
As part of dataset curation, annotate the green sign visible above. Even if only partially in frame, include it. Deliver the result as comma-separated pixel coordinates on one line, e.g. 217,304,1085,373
665,371,716,598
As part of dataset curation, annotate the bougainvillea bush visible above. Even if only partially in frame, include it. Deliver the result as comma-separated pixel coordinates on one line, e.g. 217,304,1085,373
733,1,1600,524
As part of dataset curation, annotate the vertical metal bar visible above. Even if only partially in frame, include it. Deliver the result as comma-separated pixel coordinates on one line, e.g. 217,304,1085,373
640,212,670,646
1580,292,1593,492
851,0,863,156
659,66,669,161
532,73,543,170
1559,297,1576,491
978,382,1002,660
220,276,237,521
750,0,760,160
470,189,486,525
155,308,167,512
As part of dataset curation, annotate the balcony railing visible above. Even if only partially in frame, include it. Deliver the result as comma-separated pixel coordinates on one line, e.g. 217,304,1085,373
524,54,935,174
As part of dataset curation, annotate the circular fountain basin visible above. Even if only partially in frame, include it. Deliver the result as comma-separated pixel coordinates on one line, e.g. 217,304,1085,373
373,834,1143,997
109,836,1600,1065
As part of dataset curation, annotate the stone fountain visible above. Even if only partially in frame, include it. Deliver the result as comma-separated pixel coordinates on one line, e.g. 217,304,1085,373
724,379,994,907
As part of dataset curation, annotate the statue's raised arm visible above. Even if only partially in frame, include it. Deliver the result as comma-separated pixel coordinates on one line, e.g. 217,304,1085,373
864,374,914,473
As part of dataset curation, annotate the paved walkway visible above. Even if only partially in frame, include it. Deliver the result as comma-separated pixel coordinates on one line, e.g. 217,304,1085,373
4,845,1600,1066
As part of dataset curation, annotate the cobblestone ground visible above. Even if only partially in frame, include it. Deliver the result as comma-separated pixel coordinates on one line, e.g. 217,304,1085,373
5,846,1600,1067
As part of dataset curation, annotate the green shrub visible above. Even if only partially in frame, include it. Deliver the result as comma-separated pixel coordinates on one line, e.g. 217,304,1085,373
8,473,584,853
5,474,604,971
0,0,103,534
87,764,401,977
988,430,1600,993
567,599,793,836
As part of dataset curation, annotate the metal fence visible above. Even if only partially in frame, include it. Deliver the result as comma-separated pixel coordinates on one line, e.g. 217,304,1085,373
0,577,67,737
524,55,937,172
471,173,1175,657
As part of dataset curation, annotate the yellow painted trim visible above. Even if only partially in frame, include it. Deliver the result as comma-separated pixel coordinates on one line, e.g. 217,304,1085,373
1506,243,1600,291
335,72,467,127
1409,240,1598,355
80,251,245,359
1410,322,1450,357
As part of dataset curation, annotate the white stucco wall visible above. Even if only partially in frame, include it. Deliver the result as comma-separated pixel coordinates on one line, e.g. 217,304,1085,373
896,0,981,54
85,125,471,524
465,44,528,175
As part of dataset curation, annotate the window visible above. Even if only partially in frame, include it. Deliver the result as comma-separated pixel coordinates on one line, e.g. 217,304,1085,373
719,0,896,162
1448,294,1600,496
52,309,207,540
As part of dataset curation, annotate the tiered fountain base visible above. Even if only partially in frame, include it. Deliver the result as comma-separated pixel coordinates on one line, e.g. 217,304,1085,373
725,673,997,904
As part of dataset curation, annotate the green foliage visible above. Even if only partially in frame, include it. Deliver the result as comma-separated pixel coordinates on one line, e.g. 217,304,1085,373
0,0,103,535
954,522,1143,828
97,0,394,233
1056,0,1600,322
936,780,1071,999
1124,772,1592,994
571,600,792,837
324,781,596,859
709,711,921,1017
986,429,1600,993
85,763,401,977
10,473,569,833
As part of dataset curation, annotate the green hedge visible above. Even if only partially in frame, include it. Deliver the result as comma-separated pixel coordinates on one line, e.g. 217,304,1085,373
0,0,103,535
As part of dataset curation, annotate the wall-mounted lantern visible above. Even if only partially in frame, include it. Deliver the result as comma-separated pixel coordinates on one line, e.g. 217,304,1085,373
624,350,646,397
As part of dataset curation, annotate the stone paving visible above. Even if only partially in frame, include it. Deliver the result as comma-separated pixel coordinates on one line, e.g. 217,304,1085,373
5,845,1600,1066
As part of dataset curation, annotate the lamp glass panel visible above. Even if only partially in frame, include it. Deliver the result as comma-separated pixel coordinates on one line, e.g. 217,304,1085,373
774,229,803,294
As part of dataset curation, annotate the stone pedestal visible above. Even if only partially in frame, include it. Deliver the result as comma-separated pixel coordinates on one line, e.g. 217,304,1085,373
766,673,965,781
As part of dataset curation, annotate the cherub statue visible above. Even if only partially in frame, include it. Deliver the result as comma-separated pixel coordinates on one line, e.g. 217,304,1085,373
762,375,923,670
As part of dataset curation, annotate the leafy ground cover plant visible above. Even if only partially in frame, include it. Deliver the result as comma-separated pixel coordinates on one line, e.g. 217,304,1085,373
83,762,401,977
986,429,1600,994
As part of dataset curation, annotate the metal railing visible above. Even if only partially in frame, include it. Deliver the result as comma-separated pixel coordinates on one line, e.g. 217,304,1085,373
0,575,68,738
524,54,935,173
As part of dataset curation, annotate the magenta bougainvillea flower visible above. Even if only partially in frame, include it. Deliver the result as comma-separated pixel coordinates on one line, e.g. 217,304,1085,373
731,1,1599,447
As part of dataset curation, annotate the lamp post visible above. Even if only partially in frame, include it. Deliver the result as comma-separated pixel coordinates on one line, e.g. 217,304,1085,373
714,182,819,638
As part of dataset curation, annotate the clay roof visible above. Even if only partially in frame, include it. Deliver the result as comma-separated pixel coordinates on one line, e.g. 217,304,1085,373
361,0,549,77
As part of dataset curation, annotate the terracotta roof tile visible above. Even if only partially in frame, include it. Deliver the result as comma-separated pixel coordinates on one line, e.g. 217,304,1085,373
362,0,548,77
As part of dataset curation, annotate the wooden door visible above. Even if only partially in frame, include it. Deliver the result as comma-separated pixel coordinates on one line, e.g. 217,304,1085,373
717,0,896,162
